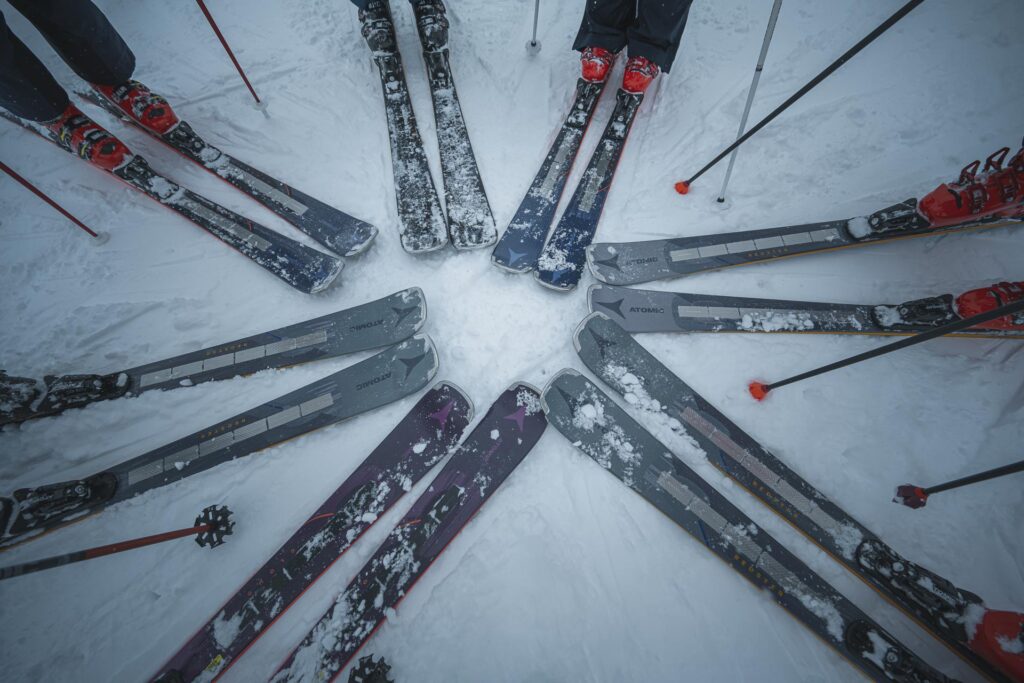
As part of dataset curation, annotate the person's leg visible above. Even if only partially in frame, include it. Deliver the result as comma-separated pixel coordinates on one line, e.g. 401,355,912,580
7,0,134,86
0,11,69,121
629,0,694,72
572,0,636,56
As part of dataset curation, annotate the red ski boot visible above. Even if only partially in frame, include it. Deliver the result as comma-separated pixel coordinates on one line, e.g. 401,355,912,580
917,144,1024,229
581,46,615,83
93,80,180,136
968,609,1024,682
46,104,131,172
622,56,659,94
955,281,1024,331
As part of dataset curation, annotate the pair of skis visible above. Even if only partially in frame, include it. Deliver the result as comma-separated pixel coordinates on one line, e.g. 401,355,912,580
360,0,496,253
0,289,431,546
589,284,1024,339
541,313,1023,683
151,382,546,683
491,73,645,291
1,88,376,293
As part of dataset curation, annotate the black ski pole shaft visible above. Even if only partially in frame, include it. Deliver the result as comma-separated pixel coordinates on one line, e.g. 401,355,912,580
193,0,268,115
675,0,926,195
0,505,232,581
0,160,102,239
750,296,1024,400
925,458,1024,495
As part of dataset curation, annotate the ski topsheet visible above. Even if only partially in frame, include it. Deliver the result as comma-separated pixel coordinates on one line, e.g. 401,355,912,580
151,382,472,683
79,87,378,257
573,312,1024,683
0,110,343,294
588,198,1024,286
541,368,954,683
410,1,496,250
536,89,644,291
270,383,547,683
491,77,608,272
0,336,439,547
360,0,448,253
587,285,1024,339
0,288,428,427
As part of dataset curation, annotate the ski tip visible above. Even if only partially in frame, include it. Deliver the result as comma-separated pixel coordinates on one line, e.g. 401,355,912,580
343,224,380,257
674,180,691,195
893,484,928,509
748,381,770,401
572,311,611,353
539,368,583,414
490,253,535,274
532,270,578,293
507,380,542,396
403,286,428,332
309,256,345,295
433,380,475,422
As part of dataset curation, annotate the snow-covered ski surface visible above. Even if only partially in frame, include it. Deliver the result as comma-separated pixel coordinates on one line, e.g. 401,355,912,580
1,2,1022,682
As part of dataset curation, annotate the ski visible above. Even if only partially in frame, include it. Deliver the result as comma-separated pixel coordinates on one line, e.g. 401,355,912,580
0,336,439,547
78,86,378,257
410,0,496,249
0,288,428,426
535,88,644,291
573,312,1024,683
541,368,955,683
588,284,1024,339
270,382,547,683
151,382,472,683
360,0,448,253
0,110,342,294
491,77,608,272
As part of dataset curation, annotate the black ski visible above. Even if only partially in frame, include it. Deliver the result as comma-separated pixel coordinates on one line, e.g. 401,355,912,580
588,284,1024,339
0,288,427,426
0,336,439,547
410,0,496,249
588,199,1024,286
491,78,608,272
542,368,954,683
536,89,644,291
0,110,342,294
574,312,1021,683
360,0,448,253
78,86,378,257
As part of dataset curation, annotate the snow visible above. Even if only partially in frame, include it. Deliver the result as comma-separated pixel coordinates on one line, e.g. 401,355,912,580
1,1,1022,682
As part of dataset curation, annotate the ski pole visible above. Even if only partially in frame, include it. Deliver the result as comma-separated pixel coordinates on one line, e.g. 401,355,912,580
0,160,106,242
749,296,1024,400
526,0,542,54
193,0,269,117
894,457,1024,509
0,505,233,581
675,0,926,195
716,0,783,203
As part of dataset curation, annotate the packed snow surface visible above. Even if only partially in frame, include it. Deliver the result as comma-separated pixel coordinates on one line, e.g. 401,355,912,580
1,1,1022,682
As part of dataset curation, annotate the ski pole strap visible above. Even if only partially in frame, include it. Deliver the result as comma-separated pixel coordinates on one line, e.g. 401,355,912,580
765,295,1024,392
0,160,100,238
684,0,926,187
925,457,1024,495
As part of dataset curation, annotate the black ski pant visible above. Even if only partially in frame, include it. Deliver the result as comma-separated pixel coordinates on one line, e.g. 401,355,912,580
0,0,134,122
573,0,694,72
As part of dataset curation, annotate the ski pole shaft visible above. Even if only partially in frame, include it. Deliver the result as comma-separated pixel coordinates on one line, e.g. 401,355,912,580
750,296,1024,399
0,160,100,238
530,0,540,45
677,0,926,194
193,0,266,110
0,505,233,581
925,457,1024,495
717,0,783,203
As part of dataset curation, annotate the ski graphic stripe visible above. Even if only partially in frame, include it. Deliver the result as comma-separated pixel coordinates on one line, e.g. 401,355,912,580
150,382,472,683
541,368,955,683
574,312,1021,683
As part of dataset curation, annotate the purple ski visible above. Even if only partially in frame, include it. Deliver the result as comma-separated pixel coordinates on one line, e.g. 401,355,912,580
151,382,472,683
271,382,547,683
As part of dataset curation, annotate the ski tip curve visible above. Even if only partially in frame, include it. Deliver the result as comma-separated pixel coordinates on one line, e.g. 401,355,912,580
308,255,345,295
434,380,475,423
342,224,380,257
572,311,613,353
539,368,583,414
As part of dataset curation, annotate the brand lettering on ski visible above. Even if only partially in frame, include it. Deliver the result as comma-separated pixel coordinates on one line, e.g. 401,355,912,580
626,256,660,265
357,372,392,391
350,319,385,331
629,306,664,314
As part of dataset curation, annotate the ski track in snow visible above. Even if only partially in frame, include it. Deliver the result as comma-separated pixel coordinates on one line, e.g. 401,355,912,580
1,1,1022,682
